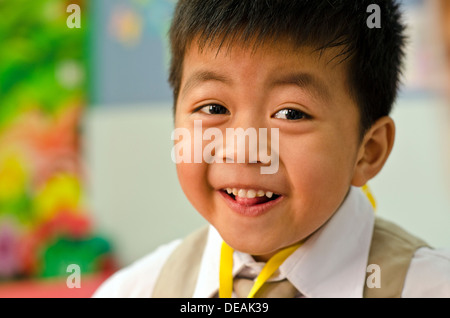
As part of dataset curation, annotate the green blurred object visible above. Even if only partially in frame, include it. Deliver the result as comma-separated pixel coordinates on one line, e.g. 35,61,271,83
40,236,112,278
0,0,115,281
0,0,87,130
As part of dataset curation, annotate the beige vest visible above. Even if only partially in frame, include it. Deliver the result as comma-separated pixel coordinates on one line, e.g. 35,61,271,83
152,217,429,298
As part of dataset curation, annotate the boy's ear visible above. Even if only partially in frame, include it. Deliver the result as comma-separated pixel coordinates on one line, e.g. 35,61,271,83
351,116,396,187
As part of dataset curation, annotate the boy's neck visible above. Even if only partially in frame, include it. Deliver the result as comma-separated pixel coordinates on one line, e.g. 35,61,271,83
252,253,275,263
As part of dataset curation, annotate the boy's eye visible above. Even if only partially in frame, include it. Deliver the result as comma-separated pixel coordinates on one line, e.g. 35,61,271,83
198,104,230,115
273,108,310,120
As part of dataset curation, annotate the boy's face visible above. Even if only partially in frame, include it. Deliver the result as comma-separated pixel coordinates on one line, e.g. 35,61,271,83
174,40,362,260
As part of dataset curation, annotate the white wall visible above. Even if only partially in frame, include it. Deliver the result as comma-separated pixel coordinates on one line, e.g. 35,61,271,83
370,97,450,248
82,98,450,267
82,104,206,267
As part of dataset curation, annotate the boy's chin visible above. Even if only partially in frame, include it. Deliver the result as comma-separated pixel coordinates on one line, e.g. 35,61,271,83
220,230,292,261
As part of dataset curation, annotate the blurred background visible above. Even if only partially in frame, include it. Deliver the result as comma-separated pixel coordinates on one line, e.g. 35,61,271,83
0,0,449,297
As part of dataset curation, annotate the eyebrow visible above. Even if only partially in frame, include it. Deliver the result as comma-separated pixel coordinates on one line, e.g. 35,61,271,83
180,70,330,102
181,70,232,99
270,72,331,102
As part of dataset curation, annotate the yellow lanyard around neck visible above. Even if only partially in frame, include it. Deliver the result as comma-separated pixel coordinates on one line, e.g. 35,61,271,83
218,185,375,298
219,241,303,298
362,184,376,211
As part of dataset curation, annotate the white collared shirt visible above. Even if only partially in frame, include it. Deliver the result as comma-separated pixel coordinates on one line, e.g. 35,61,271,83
93,187,450,298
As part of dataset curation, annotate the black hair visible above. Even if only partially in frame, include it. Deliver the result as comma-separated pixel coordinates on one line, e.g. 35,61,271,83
168,0,406,135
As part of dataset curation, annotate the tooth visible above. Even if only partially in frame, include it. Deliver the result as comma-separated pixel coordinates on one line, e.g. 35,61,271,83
256,190,265,197
226,188,232,194
247,189,256,198
232,188,238,195
237,189,247,198
266,191,273,199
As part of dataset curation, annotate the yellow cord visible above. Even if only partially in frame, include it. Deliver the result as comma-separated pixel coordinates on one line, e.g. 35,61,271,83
219,241,234,298
362,184,376,211
219,184,376,298
219,241,303,298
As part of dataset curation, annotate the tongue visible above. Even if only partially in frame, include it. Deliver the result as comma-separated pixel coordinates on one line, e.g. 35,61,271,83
234,195,272,206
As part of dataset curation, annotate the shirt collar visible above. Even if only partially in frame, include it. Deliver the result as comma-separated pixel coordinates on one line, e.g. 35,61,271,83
192,186,375,298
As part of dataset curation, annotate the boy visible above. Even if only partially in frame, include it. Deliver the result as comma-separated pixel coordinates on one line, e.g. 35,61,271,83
94,0,450,297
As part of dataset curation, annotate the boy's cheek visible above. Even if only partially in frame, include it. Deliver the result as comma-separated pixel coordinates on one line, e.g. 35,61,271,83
176,163,201,189
176,162,211,203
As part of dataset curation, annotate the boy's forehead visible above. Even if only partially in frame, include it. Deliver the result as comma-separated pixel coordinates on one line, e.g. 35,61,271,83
181,37,351,103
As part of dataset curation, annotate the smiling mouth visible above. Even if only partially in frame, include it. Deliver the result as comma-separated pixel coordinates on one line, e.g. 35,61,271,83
218,187,283,217
221,188,281,206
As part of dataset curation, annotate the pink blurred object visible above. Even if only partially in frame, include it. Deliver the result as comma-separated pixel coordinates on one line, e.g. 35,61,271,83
0,221,21,277
18,210,92,276
0,104,84,189
0,271,113,298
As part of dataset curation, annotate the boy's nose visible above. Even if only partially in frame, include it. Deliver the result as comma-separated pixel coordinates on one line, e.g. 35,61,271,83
222,128,258,164
219,130,275,167
219,111,272,164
